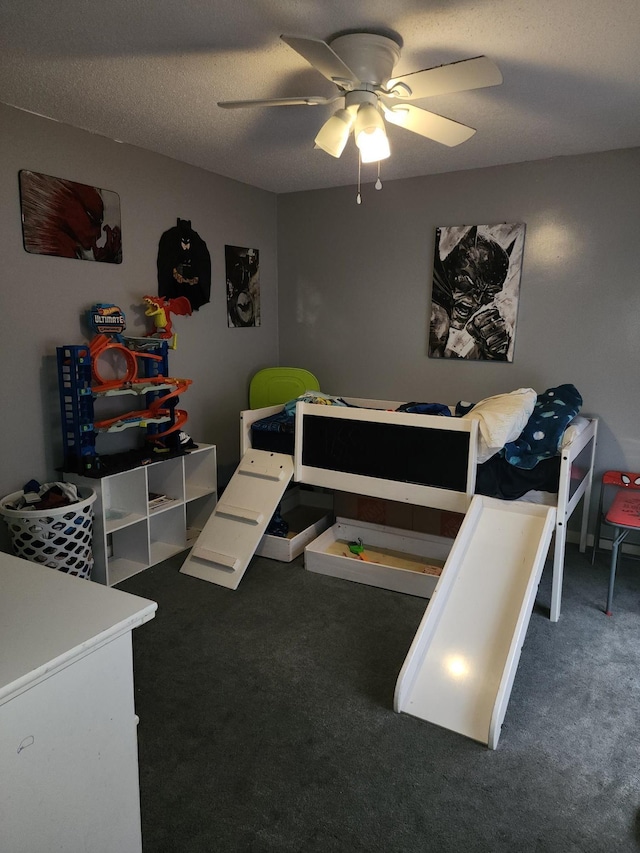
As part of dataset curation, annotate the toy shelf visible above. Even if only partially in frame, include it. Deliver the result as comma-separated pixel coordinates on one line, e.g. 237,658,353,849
65,444,217,586
56,331,213,585
56,339,188,475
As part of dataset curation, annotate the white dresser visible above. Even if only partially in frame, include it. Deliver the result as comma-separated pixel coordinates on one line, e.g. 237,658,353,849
0,553,157,853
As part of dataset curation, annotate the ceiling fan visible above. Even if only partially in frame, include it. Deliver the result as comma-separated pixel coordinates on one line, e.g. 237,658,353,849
218,32,502,163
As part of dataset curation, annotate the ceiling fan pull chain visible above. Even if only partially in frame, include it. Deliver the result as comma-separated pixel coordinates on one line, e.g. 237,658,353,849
356,153,362,204
375,161,383,191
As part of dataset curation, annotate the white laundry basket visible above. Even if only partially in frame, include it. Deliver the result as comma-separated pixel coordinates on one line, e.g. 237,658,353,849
0,487,96,579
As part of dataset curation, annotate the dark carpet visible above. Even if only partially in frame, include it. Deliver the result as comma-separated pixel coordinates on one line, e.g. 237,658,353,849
119,544,640,853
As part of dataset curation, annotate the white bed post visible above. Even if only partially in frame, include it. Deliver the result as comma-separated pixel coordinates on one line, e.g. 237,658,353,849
549,418,598,622
578,421,598,553
550,520,566,623
549,439,574,623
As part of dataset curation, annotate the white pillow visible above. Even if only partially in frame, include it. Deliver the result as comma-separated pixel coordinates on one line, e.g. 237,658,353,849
461,388,537,464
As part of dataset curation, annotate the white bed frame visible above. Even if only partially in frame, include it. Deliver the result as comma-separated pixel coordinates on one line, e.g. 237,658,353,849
240,398,598,622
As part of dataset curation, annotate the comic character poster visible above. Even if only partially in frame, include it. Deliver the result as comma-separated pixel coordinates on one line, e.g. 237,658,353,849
226,245,260,328
19,170,122,263
429,223,526,362
157,218,211,311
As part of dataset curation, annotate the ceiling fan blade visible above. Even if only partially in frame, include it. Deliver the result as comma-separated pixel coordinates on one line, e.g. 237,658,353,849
388,56,502,100
384,103,476,147
280,34,359,86
218,95,338,109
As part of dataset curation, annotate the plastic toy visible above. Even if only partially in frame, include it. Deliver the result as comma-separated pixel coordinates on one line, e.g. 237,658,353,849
347,538,371,561
348,538,365,555
57,304,194,474
142,295,192,348
87,303,126,339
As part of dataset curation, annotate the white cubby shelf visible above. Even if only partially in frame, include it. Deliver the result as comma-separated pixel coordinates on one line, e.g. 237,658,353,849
66,444,216,586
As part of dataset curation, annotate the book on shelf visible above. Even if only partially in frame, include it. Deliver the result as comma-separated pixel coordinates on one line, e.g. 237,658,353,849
148,492,174,509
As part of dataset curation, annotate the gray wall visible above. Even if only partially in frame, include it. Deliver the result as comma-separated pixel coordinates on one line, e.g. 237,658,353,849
277,149,640,488
1,98,638,535
0,103,279,503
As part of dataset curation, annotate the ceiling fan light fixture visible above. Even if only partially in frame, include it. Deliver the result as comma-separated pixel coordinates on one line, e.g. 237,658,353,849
220,33,503,172
355,102,390,162
383,105,410,126
357,127,390,163
314,108,354,158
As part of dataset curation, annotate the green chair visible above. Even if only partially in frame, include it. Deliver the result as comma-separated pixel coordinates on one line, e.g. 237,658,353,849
249,367,320,409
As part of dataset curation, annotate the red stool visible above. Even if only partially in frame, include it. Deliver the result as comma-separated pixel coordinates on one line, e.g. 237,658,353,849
592,471,640,615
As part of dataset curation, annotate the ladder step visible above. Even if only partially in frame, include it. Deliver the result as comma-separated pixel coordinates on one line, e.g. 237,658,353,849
238,463,286,481
191,547,239,571
216,504,263,525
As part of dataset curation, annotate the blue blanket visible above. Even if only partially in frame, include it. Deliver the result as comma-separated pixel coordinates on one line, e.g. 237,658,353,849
503,384,582,470
284,393,349,417
396,402,452,417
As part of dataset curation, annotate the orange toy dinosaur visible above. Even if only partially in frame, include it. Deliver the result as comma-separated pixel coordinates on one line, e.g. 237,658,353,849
142,295,192,347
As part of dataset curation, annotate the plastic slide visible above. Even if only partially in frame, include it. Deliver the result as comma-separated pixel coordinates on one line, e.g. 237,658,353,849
394,495,555,749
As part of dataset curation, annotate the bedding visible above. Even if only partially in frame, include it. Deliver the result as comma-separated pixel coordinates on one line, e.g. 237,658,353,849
475,454,561,500
250,396,452,455
283,391,349,415
250,409,296,454
249,384,583,500
251,392,351,454
396,402,453,417
458,388,537,464
446,383,582,497
502,384,582,469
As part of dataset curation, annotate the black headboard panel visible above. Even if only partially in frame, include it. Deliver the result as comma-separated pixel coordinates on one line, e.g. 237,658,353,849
301,414,470,492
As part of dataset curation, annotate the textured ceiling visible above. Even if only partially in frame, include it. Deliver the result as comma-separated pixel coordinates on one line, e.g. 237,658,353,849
1,0,639,194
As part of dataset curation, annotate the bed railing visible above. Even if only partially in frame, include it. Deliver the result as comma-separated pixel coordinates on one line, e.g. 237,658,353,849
294,402,478,515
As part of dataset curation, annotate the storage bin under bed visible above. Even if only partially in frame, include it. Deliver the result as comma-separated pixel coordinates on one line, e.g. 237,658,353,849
305,517,452,598
255,486,333,562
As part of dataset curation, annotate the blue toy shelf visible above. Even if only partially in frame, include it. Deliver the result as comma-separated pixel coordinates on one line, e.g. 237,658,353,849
56,338,184,475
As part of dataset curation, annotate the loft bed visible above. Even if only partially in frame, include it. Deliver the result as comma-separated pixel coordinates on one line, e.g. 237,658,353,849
239,389,598,623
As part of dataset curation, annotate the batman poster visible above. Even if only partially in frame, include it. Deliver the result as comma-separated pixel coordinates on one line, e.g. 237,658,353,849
157,218,211,311
429,223,525,361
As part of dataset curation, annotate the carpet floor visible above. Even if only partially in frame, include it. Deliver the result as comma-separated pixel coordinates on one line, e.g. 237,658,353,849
119,543,640,853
